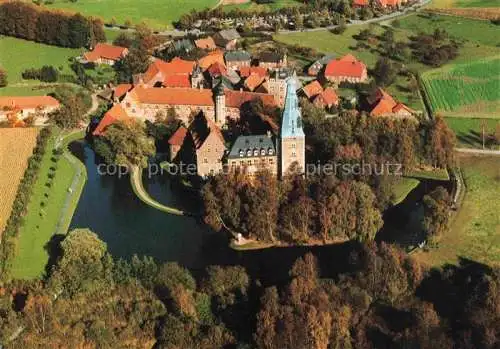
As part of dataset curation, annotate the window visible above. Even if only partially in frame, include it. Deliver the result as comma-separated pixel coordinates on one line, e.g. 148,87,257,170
204,158,208,163
291,143,296,149
291,152,296,157
269,158,274,164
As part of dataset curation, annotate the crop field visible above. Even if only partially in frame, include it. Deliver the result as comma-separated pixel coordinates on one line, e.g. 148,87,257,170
0,128,39,235
38,0,219,29
421,57,500,118
429,0,499,7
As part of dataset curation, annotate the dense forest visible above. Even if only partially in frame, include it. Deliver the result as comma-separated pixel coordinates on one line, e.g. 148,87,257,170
0,228,498,348
0,1,105,48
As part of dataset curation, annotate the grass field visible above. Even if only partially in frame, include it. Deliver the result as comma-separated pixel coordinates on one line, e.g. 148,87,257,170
223,0,300,11
0,128,39,235
392,177,420,205
421,57,500,118
413,155,500,267
0,36,82,96
445,117,499,149
38,0,218,29
429,0,499,8
11,130,86,279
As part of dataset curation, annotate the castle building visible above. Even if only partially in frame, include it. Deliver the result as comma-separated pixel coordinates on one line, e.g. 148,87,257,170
280,78,305,178
227,134,278,176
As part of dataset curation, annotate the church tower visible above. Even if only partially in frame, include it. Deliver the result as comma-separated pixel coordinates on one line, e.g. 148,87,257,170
214,84,226,126
280,78,305,178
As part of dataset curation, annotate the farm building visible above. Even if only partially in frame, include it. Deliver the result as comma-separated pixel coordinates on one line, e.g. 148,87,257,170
83,43,129,65
324,54,368,84
0,96,60,125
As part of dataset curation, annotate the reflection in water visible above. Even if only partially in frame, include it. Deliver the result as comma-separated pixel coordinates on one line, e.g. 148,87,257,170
68,140,451,284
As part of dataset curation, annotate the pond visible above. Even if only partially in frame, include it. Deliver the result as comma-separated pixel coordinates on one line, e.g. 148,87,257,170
68,140,452,284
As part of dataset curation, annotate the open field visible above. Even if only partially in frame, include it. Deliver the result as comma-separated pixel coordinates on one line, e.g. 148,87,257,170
413,155,500,267
0,128,39,235
391,177,420,205
10,130,86,279
421,57,500,118
429,0,499,8
37,0,218,29
223,0,300,11
445,117,499,149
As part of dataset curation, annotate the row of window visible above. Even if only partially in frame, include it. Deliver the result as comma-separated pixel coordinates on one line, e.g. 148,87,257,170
239,148,274,157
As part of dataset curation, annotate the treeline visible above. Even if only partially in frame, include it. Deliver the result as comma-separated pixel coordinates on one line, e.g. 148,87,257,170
0,127,52,277
1,229,498,349
202,171,383,243
21,66,59,82
0,1,105,48
409,28,460,66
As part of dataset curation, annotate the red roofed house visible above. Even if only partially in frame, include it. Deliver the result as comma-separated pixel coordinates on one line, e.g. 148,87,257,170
301,80,323,99
83,43,129,65
113,84,133,102
368,88,415,118
324,54,368,84
207,62,227,79
163,75,192,88
313,87,339,108
194,37,217,50
93,104,130,136
168,126,188,160
244,74,266,92
376,0,403,8
239,66,268,79
0,96,60,125
198,50,226,71
140,58,196,87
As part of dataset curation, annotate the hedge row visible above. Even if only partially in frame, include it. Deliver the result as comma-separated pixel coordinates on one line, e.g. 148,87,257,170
0,1,105,48
0,127,53,279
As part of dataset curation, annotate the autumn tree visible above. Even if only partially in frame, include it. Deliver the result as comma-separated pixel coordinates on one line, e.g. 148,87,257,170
101,120,155,168
0,67,7,87
425,116,456,168
423,186,451,239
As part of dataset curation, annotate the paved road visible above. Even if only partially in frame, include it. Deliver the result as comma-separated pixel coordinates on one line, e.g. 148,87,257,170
455,148,500,156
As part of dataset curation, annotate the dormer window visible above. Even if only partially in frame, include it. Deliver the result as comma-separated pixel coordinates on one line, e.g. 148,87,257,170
268,148,274,155
260,149,266,156
246,149,252,156
253,149,259,156
239,150,244,157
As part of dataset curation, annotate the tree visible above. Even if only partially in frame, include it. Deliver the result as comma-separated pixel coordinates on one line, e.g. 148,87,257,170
372,57,398,87
425,116,456,168
0,67,7,87
112,32,134,48
423,186,450,239
102,120,155,168
48,88,88,129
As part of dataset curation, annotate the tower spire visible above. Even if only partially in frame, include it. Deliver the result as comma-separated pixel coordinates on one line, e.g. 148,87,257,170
281,78,304,138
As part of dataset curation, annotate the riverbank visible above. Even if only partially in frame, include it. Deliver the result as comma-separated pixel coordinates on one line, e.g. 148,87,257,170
10,129,87,279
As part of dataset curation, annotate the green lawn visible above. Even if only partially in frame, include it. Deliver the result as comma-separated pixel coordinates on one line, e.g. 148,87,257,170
39,0,219,29
392,177,420,205
104,28,124,43
421,57,500,118
445,117,499,149
11,130,87,280
223,0,300,12
0,36,82,96
413,155,500,267
406,168,450,181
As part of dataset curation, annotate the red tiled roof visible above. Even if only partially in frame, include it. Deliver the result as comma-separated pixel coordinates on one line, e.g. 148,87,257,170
302,80,323,99
142,58,195,84
207,62,227,77
113,84,133,100
93,104,130,136
369,88,413,117
324,54,367,79
198,50,225,71
129,86,215,106
378,0,400,6
84,43,128,62
0,96,60,110
239,66,268,78
225,90,276,108
244,74,266,92
194,37,217,50
163,74,191,88
353,0,369,6
319,87,339,106
168,126,188,146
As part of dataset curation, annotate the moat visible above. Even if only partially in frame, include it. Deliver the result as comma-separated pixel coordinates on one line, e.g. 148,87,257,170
68,140,452,284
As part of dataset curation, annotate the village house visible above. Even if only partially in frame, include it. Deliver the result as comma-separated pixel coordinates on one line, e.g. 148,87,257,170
168,113,226,177
352,0,369,7
258,69,297,107
227,134,277,175
301,80,323,99
92,104,130,136
213,29,241,50
244,74,266,92
368,88,415,118
307,55,335,76
0,96,60,125
224,51,252,71
139,58,195,88
324,54,368,84
258,51,287,70
82,43,129,65
198,50,226,71
194,36,217,50
376,0,405,8
313,88,339,109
